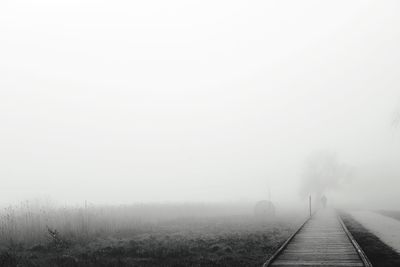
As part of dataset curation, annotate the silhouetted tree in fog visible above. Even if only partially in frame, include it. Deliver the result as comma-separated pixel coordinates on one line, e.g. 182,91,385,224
299,150,352,201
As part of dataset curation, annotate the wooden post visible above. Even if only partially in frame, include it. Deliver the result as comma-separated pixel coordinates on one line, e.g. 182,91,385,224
309,195,312,217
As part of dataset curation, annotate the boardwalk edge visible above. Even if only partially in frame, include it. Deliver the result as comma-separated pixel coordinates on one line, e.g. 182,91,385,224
262,215,312,267
337,212,373,267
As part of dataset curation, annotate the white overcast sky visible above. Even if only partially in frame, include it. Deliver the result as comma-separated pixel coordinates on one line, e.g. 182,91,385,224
1,0,399,207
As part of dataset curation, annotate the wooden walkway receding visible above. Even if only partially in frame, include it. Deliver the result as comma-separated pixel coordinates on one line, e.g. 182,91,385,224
264,209,372,267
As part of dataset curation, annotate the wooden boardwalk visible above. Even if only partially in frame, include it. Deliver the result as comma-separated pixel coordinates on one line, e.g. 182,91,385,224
264,209,372,267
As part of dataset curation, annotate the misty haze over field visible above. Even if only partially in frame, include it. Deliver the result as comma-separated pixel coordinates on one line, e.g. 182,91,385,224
1,0,400,210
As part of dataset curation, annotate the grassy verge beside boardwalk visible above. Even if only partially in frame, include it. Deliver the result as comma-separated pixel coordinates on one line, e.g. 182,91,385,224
340,212,400,267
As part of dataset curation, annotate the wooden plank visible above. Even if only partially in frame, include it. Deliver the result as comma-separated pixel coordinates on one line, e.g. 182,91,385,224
263,209,371,267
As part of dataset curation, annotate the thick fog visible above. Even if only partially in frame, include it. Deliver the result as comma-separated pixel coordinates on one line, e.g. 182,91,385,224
1,0,399,209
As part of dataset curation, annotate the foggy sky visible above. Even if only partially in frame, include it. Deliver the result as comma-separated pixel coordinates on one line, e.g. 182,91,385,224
1,0,399,208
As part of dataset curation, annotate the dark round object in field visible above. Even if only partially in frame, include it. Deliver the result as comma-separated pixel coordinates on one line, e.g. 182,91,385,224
254,200,276,219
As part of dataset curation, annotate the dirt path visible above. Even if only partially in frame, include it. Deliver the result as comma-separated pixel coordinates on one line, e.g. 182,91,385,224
350,211,400,254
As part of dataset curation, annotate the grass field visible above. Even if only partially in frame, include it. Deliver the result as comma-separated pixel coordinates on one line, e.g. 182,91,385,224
378,210,400,222
340,211,400,267
0,203,300,267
